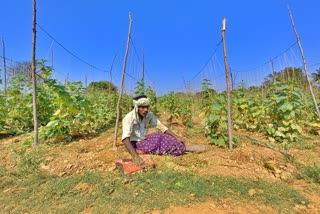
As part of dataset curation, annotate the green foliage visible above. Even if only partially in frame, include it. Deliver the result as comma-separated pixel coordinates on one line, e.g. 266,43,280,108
0,60,121,142
203,93,229,147
4,74,33,134
0,94,6,133
200,79,216,113
120,94,134,117
232,84,264,131
159,91,179,116
39,79,90,142
311,68,320,84
227,79,317,146
201,78,212,91
263,67,306,88
86,81,117,93
39,79,117,143
145,86,158,115
134,79,145,95
264,81,305,143
134,80,158,115
300,165,320,184
177,93,194,128
159,92,194,127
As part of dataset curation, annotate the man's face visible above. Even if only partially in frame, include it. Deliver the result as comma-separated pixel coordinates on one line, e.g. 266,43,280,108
138,105,149,117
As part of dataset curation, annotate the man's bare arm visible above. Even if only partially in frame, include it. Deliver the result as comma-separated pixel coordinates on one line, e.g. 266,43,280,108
122,137,139,157
122,137,145,166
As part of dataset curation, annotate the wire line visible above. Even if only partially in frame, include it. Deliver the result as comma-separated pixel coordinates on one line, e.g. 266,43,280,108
37,23,108,73
190,39,223,81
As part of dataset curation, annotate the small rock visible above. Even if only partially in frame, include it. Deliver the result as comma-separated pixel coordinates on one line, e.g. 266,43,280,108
65,164,73,169
209,203,216,209
74,182,90,191
13,138,20,143
58,172,66,177
268,137,275,143
275,169,282,174
307,204,314,209
280,171,292,180
80,208,92,214
40,164,50,171
45,156,54,161
294,204,307,212
285,163,295,173
248,189,256,196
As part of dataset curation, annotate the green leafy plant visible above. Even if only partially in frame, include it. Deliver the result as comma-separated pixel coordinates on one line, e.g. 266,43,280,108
177,93,194,128
203,93,229,147
159,91,179,117
134,79,145,95
232,84,264,131
264,81,305,144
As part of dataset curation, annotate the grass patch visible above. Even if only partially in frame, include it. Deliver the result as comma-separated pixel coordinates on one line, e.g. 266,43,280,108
0,167,307,213
0,142,308,213
300,165,320,184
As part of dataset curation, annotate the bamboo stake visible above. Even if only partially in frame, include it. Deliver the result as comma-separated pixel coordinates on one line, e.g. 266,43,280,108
84,73,87,87
271,59,275,82
109,53,117,94
142,44,145,88
221,18,233,150
113,12,133,148
51,48,54,68
31,0,39,145
2,37,7,100
229,67,234,90
288,5,320,119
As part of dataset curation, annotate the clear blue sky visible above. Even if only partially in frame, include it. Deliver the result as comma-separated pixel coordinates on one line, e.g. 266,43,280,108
1,1,320,95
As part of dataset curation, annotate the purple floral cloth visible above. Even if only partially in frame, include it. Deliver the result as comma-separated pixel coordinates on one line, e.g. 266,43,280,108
132,132,185,156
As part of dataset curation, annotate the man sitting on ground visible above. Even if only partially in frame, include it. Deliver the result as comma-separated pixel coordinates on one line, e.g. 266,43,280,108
122,95,189,165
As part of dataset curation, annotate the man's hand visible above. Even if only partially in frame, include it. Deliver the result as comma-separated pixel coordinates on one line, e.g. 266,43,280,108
165,129,186,144
175,136,186,144
133,155,146,167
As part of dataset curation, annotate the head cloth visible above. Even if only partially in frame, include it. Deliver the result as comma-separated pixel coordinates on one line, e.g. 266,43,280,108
133,96,151,121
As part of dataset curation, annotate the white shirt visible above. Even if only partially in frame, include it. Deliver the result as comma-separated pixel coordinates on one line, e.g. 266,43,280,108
121,110,168,141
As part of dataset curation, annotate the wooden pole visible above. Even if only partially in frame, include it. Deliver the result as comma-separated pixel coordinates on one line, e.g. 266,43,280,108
113,12,133,148
51,48,54,68
31,0,39,145
142,44,145,87
229,67,234,90
109,53,117,94
65,73,69,86
2,37,7,100
288,5,320,119
271,59,275,82
84,73,87,87
221,18,233,150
